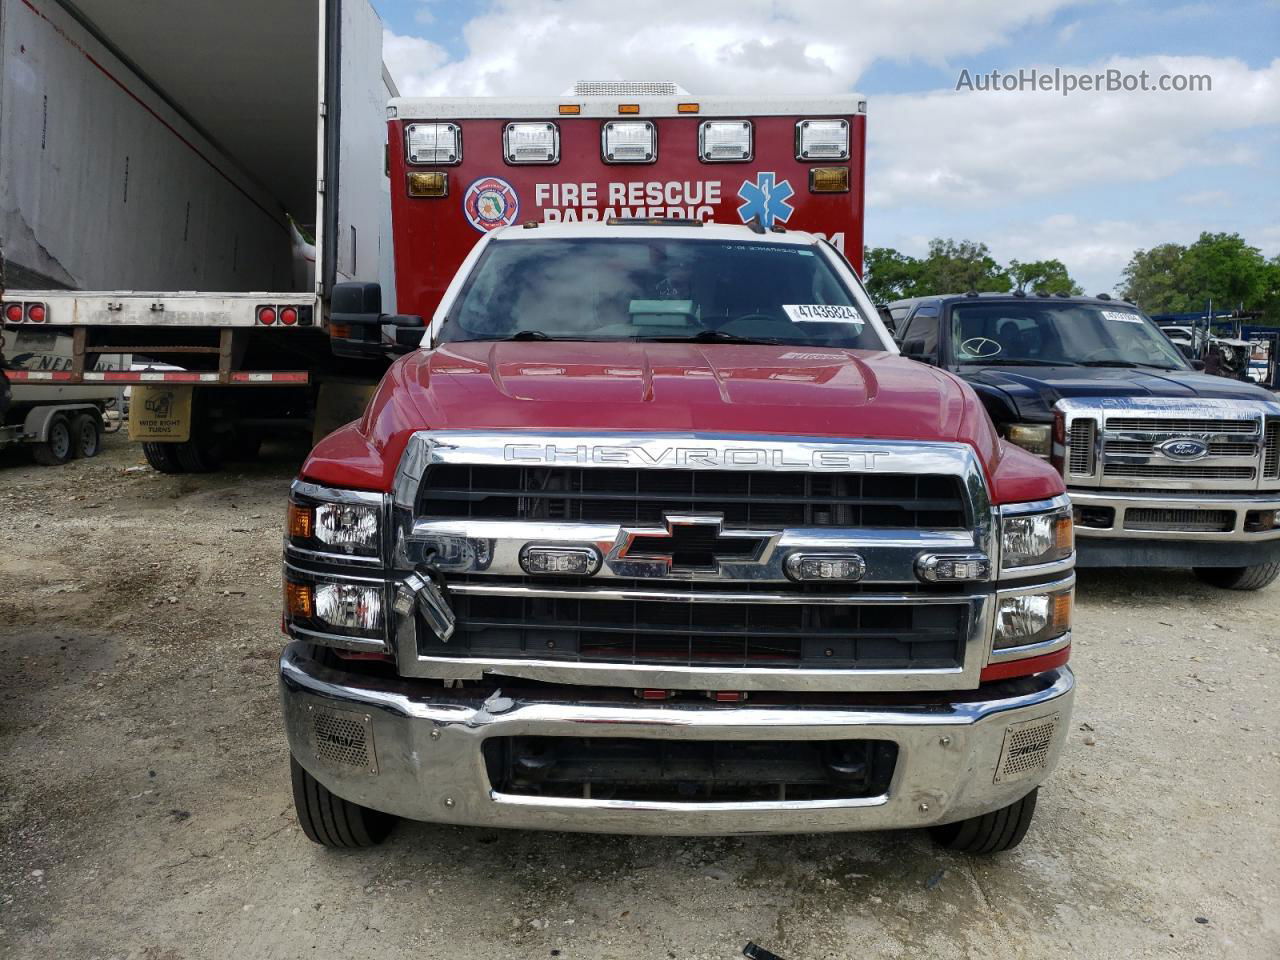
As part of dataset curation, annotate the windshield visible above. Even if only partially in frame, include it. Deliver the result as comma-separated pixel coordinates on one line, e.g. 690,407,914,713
950,301,1189,370
438,237,886,349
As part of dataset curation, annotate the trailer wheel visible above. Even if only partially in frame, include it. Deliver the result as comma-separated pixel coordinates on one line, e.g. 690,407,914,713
1193,563,1280,591
33,414,73,466
70,412,104,459
290,755,395,848
142,442,185,474
930,788,1038,854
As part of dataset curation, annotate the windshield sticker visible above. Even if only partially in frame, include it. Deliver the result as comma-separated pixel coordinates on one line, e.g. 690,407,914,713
1101,310,1143,323
783,304,864,325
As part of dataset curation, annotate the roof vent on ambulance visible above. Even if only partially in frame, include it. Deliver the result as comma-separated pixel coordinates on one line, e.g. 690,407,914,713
568,81,690,97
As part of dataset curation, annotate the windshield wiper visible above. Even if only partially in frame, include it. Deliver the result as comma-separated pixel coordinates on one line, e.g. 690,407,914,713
962,358,1080,367
650,330,785,346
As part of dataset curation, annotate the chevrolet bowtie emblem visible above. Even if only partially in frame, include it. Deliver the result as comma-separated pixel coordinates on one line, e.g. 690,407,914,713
617,514,769,572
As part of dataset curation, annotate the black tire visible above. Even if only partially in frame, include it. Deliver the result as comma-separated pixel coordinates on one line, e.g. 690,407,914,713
930,788,1038,854
142,442,185,474
1193,563,1280,591
173,433,224,473
290,755,395,848
32,414,73,466
70,412,104,459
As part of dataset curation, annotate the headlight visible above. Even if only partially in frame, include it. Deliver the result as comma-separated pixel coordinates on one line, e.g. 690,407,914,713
995,588,1072,649
1001,502,1073,569
285,571,386,645
287,495,381,558
1005,423,1052,458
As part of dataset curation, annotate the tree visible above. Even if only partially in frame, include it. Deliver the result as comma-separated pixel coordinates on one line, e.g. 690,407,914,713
918,239,1009,295
1008,258,1083,295
1117,243,1189,312
862,246,924,302
1118,233,1279,324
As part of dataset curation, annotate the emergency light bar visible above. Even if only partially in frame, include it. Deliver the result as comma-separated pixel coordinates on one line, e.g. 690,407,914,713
504,122,560,164
796,119,850,161
698,121,752,162
406,123,461,165
602,120,656,163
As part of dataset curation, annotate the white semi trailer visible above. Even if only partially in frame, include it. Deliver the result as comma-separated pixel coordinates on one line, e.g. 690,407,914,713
0,0,400,471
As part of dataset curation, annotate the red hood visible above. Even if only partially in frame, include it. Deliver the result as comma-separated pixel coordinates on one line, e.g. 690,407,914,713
302,342,1063,504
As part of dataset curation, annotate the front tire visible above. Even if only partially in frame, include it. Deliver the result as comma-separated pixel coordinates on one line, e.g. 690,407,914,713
290,755,395,849
1193,563,1280,591
33,414,73,466
930,788,1038,854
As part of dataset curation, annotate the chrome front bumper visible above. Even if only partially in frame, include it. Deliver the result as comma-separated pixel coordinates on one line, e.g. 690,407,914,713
1071,489,1280,542
280,644,1074,836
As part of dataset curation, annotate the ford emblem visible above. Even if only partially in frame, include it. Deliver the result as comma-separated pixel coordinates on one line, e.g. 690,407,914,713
1157,438,1210,461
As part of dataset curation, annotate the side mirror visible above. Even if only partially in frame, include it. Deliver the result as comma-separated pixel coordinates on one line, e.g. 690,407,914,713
383,315,426,352
902,339,934,365
1190,358,1206,371
329,283,424,358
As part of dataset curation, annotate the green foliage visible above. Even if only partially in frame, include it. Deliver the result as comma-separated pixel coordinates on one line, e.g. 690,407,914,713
1118,233,1280,325
862,246,924,302
863,238,1019,302
1008,259,1083,296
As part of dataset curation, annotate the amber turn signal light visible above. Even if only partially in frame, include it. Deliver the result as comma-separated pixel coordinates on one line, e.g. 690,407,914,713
407,171,448,197
1054,513,1074,552
809,167,850,193
285,581,314,619
287,502,313,539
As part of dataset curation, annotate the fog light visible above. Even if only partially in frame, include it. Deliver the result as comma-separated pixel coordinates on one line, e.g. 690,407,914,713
785,554,865,582
407,171,448,197
917,554,991,582
520,545,602,576
809,167,849,193
315,583,384,632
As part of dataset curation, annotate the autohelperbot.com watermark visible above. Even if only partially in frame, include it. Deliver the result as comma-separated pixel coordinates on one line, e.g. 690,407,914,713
955,67,1212,96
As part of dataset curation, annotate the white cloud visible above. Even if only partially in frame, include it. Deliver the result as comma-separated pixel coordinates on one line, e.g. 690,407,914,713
1180,188,1232,205
867,56,1280,208
385,0,1076,98
381,29,450,99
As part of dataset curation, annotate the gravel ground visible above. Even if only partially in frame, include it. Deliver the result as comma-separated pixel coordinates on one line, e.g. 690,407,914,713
1,432,1277,960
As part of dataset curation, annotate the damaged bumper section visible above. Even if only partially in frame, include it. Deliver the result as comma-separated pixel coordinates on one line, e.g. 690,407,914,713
279,643,1074,836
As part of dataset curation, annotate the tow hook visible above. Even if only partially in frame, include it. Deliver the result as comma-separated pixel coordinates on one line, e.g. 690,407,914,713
395,569,456,642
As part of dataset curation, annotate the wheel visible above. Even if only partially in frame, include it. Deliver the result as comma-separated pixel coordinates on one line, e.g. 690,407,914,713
33,414,73,466
290,755,395,848
930,788,1038,854
1193,563,1280,591
142,442,186,474
173,432,224,473
70,412,104,458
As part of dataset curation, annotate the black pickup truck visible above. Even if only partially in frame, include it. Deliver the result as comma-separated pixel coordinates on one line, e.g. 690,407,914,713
888,293,1280,589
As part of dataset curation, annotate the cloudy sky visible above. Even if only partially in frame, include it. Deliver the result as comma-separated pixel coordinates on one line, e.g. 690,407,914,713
373,0,1280,294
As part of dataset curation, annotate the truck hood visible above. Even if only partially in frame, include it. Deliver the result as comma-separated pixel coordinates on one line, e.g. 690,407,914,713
394,341,969,438
961,364,1277,421
303,342,1061,503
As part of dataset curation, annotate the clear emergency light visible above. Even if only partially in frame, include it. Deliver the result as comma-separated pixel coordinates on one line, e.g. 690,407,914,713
602,121,656,163
406,122,461,164
698,121,752,162
795,119,850,161
504,122,560,164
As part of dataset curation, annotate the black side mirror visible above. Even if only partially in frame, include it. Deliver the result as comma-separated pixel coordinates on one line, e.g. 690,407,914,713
329,283,424,358
902,339,934,365
1190,358,1206,371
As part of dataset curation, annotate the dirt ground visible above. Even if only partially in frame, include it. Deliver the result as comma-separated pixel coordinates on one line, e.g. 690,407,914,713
0,431,1277,960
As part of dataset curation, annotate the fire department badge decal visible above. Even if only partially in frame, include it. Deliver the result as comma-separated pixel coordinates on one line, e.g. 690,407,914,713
463,176,520,233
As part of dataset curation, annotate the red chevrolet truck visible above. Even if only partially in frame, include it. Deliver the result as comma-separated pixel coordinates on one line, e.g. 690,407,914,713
278,86,1076,853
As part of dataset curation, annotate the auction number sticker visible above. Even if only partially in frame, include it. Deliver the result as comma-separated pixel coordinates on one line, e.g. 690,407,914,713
1101,310,1143,323
783,304,864,325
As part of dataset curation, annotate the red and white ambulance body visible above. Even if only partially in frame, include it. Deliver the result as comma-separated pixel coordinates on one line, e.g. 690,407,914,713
386,82,867,320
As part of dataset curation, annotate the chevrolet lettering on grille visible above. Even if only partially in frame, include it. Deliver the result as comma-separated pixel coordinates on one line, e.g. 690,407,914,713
504,443,893,471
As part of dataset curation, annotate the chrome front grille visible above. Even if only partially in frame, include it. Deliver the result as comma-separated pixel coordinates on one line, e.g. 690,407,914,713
421,589,968,670
1265,420,1280,480
1106,417,1257,433
1067,418,1096,476
389,432,1001,691
417,465,968,529
1058,399,1280,492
